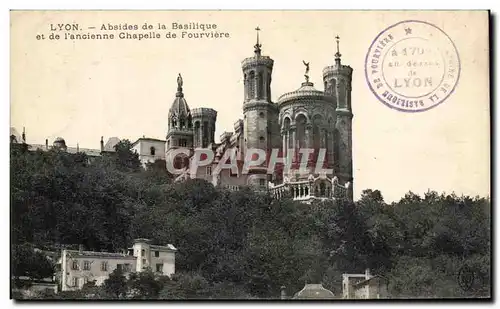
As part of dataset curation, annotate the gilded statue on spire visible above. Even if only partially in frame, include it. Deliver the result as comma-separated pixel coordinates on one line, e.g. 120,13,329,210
302,60,310,83
177,73,183,88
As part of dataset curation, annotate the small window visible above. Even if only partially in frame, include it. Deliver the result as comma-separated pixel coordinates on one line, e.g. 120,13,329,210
83,260,91,271
206,166,212,175
259,136,265,142
156,263,163,273
141,249,145,257
150,146,156,156
259,179,266,187
101,261,108,272
72,260,79,270
259,112,265,118
72,277,79,287
155,251,160,257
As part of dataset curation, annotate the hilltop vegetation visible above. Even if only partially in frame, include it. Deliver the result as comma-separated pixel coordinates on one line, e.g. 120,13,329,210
10,141,491,299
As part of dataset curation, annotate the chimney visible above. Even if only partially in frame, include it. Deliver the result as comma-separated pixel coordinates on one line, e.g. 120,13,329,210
78,244,84,253
22,127,26,143
280,286,287,300
45,139,49,150
365,268,372,279
100,136,104,152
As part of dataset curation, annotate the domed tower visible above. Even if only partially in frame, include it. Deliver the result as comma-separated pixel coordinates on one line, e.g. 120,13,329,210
323,36,353,198
53,137,67,151
277,74,336,177
191,108,217,148
241,27,280,188
166,74,194,151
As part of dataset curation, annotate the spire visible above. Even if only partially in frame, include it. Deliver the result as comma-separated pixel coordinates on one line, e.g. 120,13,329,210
335,35,342,66
176,73,184,97
76,143,80,152
254,26,262,56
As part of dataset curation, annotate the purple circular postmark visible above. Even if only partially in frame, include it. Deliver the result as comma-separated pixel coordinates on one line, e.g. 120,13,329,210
365,20,460,112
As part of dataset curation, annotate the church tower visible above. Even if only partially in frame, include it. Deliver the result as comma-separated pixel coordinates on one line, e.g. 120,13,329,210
323,36,353,198
191,108,217,148
166,74,194,153
241,27,279,188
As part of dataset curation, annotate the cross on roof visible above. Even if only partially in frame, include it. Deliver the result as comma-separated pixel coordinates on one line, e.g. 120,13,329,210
254,26,262,54
335,35,342,59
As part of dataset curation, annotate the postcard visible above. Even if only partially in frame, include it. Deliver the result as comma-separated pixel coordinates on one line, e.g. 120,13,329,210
10,10,491,300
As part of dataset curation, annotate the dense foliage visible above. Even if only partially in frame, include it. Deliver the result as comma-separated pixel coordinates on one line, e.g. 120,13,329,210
11,142,491,299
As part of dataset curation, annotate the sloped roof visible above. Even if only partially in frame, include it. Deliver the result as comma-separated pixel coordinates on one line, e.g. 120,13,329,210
103,137,120,152
10,127,22,142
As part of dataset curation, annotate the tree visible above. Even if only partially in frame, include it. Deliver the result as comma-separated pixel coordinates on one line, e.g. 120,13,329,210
12,244,54,282
128,268,165,299
159,272,212,299
111,139,142,172
103,268,128,299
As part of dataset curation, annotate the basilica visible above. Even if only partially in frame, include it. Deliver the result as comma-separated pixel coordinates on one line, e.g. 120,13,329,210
11,30,354,203
165,31,354,202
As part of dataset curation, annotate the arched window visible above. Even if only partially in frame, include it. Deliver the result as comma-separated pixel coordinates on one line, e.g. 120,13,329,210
267,75,272,99
243,74,248,100
203,121,209,147
320,182,326,197
150,147,156,156
312,115,322,158
257,72,264,99
194,121,201,147
180,117,185,129
248,71,255,99
338,79,346,109
283,117,291,157
296,114,307,149
334,129,340,171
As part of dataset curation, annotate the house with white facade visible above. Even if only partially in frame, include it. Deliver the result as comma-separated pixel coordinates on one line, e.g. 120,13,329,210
60,239,176,292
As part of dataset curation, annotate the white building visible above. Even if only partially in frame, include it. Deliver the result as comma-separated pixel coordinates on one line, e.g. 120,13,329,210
60,239,176,292
131,137,167,168
342,269,388,299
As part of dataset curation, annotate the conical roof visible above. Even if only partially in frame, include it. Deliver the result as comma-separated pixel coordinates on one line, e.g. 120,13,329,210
169,73,190,117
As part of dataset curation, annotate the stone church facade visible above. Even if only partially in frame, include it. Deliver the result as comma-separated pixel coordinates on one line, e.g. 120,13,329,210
167,32,354,202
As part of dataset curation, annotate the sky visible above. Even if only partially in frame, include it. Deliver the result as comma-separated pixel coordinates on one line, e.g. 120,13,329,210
10,10,490,202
